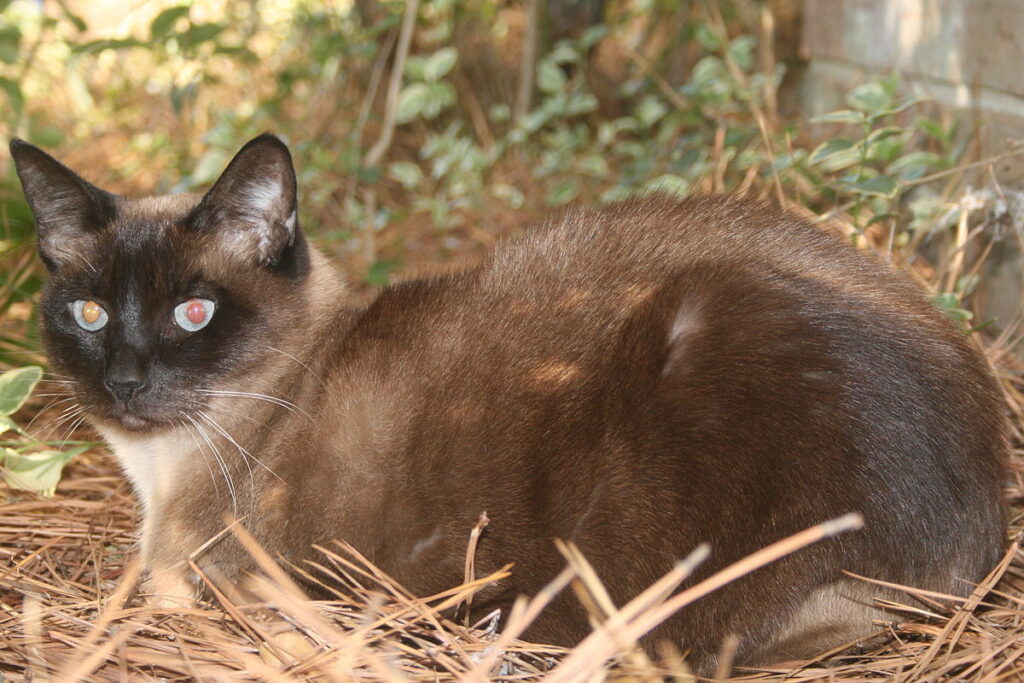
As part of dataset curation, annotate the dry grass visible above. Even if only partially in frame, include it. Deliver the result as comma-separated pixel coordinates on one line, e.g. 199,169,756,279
0,359,1022,681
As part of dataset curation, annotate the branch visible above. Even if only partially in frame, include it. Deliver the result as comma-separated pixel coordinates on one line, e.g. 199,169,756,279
364,0,420,168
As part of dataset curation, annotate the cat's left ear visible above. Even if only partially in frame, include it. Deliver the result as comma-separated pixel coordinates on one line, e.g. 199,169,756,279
191,134,298,265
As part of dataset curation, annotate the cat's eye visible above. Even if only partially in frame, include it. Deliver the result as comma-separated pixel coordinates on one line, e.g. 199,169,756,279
72,300,108,331
174,298,215,332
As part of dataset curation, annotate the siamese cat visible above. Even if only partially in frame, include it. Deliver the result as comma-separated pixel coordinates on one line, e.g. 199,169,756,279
9,134,1007,673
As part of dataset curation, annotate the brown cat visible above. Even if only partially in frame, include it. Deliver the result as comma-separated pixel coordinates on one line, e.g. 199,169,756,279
10,134,1007,673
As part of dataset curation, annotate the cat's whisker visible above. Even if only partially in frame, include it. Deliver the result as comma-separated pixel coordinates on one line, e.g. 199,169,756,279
41,372,78,381
180,411,237,514
207,404,265,429
196,410,256,496
177,414,224,507
263,345,323,384
198,389,313,421
34,404,86,442
22,396,79,435
197,410,286,487
56,413,89,446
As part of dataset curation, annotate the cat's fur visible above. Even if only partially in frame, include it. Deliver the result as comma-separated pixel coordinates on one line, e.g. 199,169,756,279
10,134,1007,672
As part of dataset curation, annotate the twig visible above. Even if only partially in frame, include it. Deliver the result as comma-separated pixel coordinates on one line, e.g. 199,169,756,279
364,0,420,168
514,0,541,123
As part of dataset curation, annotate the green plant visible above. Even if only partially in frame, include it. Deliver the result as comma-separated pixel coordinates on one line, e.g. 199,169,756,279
0,366,90,496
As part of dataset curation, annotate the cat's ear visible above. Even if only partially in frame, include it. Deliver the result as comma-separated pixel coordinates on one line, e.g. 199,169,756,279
191,134,299,266
9,138,116,271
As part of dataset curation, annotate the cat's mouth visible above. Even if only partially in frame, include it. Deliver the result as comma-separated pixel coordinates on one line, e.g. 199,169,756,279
105,398,176,432
116,412,157,431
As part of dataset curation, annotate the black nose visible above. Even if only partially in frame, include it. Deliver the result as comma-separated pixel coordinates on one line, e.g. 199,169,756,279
105,378,145,403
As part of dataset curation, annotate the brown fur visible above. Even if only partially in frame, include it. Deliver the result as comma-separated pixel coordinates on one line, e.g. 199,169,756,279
10,136,1008,674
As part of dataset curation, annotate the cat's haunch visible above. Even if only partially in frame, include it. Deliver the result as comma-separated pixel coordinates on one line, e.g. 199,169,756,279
10,134,1007,674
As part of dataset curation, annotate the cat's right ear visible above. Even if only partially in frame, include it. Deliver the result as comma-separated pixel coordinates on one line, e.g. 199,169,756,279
9,139,115,272
189,134,299,267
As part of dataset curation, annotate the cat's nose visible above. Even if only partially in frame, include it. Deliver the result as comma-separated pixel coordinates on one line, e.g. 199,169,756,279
105,377,145,403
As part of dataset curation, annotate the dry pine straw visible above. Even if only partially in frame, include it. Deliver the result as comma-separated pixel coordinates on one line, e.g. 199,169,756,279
0,357,1023,682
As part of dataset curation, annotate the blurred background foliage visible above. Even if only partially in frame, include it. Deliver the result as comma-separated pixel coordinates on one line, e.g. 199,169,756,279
0,0,991,367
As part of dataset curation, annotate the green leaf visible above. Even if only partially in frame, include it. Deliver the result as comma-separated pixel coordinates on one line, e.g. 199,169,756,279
365,259,399,287
423,47,457,82
0,366,43,418
956,274,980,297
634,95,668,128
386,161,423,189
727,35,756,72
73,38,141,54
888,150,943,179
421,81,455,119
565,93,598,116
644,174,689,197
545,179,579,206
848,174,899,197
404,55,427,81
61,6,88,32
0,76,23,116
0,415,17,435
178,22,224,48
809,138,854,164
811,110,865,125
576,154,609,178
846,82,891,114
537,61,567,94
150,6,191,41
2,447,83,497
0,25,20,64
396,82,429,124
931,293,973,324
865,126,905,145
864,212,896,229
579,25,607,50
915,116,950,145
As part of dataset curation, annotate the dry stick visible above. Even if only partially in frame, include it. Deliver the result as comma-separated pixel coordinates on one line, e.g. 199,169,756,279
904,143,1024,189
544,513,863,683
364,0,419,169
52,557,142,681
759,2,779,127
945,206,971,292
623,44,691,113
706,2,784,206
235,526,465,680
360,0,420,268
460,565,578,683
514,0,541,124
556,540,659,677
344,27,399,210
462,511,490,627
906,533,1021,679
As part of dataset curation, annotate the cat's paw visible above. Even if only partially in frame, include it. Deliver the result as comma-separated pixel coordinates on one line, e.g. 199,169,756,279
142,567,200,609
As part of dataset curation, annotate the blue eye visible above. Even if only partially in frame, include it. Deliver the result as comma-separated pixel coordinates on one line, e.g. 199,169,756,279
174,298,215,332
71,300,108,331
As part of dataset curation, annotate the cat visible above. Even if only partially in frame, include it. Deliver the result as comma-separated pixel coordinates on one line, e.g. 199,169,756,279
10,134,1007,673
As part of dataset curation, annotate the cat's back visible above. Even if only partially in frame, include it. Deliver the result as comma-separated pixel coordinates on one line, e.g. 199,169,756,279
310,194,1006,669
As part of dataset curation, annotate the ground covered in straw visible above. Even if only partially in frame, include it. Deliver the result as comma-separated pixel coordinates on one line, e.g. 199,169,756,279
0,355,1022,682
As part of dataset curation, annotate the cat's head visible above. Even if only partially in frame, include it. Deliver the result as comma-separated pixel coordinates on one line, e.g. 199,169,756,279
10,134,311,432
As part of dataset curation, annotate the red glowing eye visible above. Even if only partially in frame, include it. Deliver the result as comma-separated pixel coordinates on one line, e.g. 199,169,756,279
187,300,207,325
